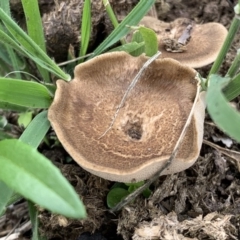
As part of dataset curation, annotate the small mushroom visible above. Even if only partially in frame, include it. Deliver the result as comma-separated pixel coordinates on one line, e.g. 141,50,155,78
139,16,228,68
48,52,205,182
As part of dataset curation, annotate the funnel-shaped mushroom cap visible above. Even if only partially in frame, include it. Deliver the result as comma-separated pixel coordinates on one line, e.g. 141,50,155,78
48,52,205,182
139,16,228,68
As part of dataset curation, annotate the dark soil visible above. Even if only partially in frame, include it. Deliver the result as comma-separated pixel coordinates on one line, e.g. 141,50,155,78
2,0,240,239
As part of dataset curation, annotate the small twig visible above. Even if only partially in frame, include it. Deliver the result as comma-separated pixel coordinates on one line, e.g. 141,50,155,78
178,24,193,45
16,220,31,234
99,51,161,139
4,71,41,83
111,77,202,212
57,53,94,66
2,218,21,240
0,233,20,240
226,0,235,11
203,139,240,171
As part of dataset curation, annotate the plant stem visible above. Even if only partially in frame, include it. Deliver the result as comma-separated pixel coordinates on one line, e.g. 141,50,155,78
226,49,240,78
208,14,240,82
102,0,126,45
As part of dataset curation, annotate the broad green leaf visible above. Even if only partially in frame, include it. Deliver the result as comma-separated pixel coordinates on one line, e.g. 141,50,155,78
138,26,158,57
0,180,13,216
21,0,50,82
130,30,145,56
20,111,50,148
0,78,52,108
207,74,240,142
107,188,129,208
110,182,128,190
18,111,33,128
126,181,144,193
223,73,240,101
0,139,86,218
109,42,145,54
91,0,155,58
0,102,28,111
79,0,91,63
142,188,151,198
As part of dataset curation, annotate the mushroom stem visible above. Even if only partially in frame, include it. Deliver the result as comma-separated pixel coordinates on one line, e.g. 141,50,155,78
111,78,203,212
98,51,161,139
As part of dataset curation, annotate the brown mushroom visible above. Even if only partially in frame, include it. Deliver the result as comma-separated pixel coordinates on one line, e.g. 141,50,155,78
139,16,228,68
48,52,205,182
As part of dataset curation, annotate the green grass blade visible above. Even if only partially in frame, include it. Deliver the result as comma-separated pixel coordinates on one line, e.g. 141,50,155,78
28,201,39,240
0,8,70,81
0,0,10,15
0,59,11,76
20,111,50,148
0,29,29,56
21,0,46,52
0,2,22,79
79,0,91,63
0,139,86,218
0,29,67,78
103,0,119,29
103,0,126,45
223,73,240,100
6,47,21,79
0,42,12,65
226,49,240,78
0,180,13,216
207,74,240,142
0,78,52,108
90,0,155,58
208,16,240,79
21,0,50,82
